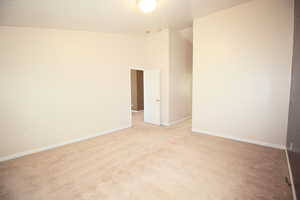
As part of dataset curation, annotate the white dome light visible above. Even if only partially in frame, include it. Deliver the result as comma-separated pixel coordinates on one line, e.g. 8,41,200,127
137,0,157,13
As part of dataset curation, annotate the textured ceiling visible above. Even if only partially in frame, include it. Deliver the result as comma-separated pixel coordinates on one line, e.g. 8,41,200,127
0,0,252,34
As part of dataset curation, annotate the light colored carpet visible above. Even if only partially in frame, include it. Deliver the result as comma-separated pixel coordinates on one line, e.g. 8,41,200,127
0,112,292,200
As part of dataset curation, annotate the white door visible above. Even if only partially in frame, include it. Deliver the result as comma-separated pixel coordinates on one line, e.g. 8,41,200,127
144,69,161,125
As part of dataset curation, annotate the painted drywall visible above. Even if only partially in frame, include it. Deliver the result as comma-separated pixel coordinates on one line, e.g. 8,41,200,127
179,27,193,44
0,26,145,158
144,29,171,125
192,0,294,148
169,30,193,123
144,29,193,125
0,0,253,34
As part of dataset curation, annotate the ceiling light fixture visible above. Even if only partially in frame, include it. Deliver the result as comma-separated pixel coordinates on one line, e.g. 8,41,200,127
137,0,157,13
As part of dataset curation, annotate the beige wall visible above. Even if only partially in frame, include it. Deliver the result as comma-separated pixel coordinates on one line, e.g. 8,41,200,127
0,26,145,158
144,29,193,125
144,29,170,125
169,30,193,123
0,26,193,159
192,0,294,148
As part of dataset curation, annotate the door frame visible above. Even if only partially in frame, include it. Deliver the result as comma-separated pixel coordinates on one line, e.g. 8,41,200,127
129,67,145,126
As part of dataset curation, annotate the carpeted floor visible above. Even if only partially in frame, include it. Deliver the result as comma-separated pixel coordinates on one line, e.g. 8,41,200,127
0,112,292,200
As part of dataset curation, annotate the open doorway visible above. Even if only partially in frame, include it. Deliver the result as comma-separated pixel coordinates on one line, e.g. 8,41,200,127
131,69,144,125
130,68,161,126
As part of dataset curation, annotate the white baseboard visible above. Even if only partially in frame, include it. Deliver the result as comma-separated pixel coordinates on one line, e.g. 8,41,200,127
286,149,298,200
192,129,285,150
0,125,131,162
162,116,191,126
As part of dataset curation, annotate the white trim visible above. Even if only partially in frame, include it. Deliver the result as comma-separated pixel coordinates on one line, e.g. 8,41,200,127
286,149,298,200
0,125,131,162
162,116,191,126
129,68,133,127
130,67,145,71
131,110,144,113
192,129,285,150
161,122,169,126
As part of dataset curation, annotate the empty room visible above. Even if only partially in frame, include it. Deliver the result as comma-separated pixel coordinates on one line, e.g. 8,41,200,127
0,0,299,199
